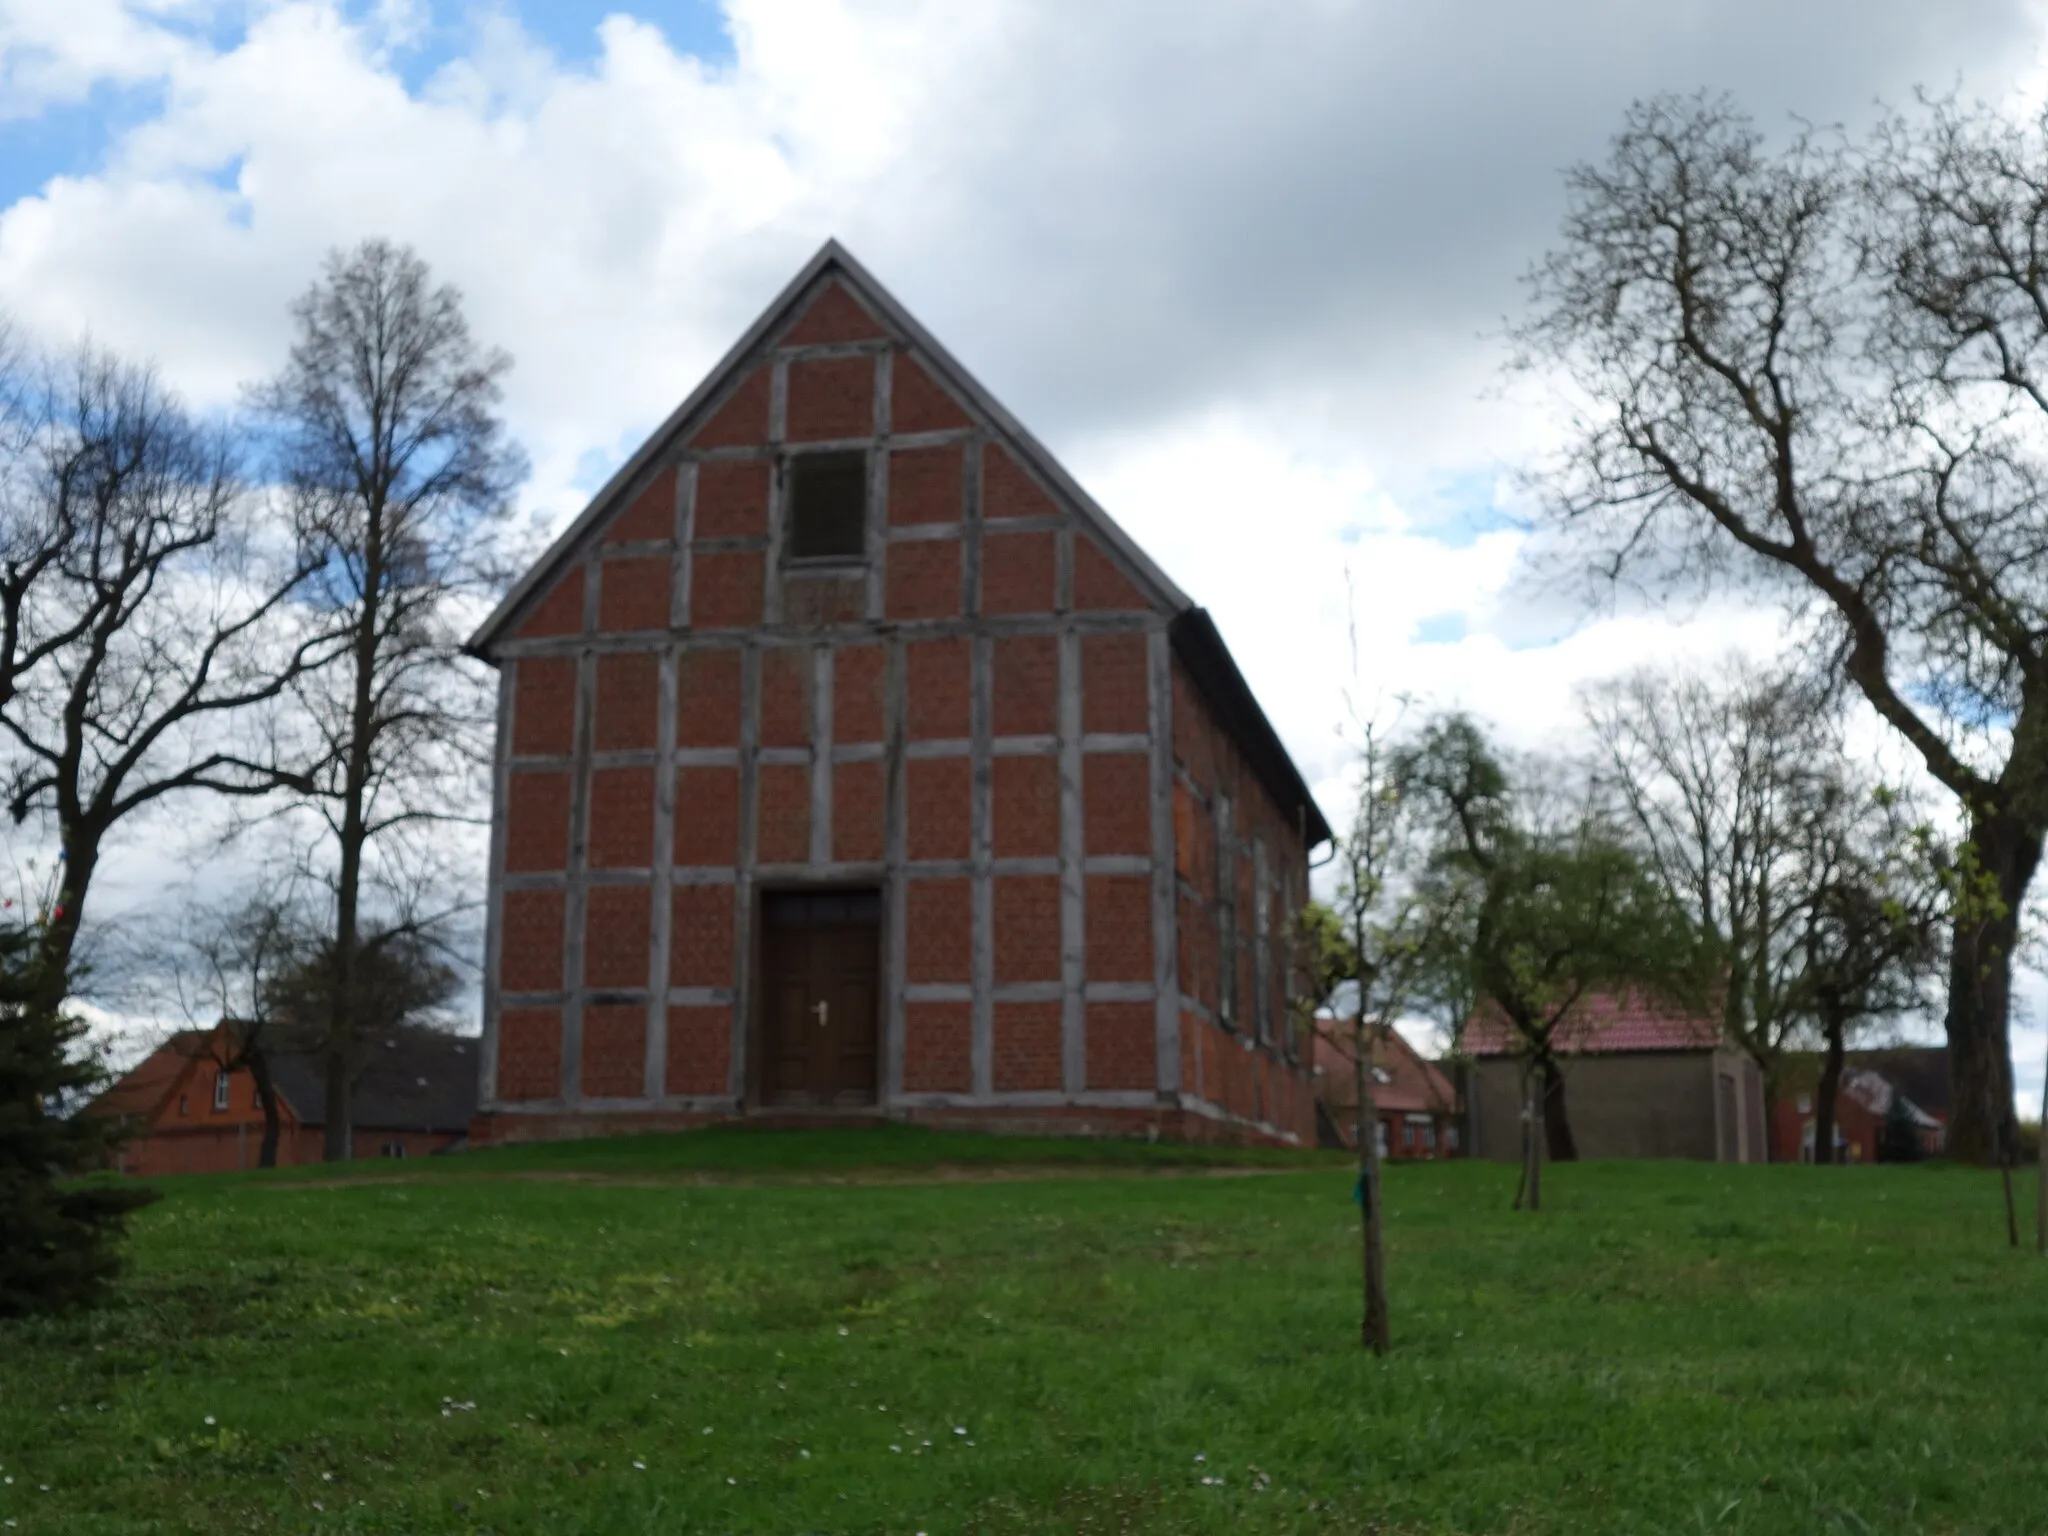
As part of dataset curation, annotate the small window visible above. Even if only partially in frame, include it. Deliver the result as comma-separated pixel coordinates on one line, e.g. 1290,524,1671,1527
1373,1120,1389,1158
177,1094,189,1118
1796,1093,1812,1114
382,1142,409,1160
785,452,868,562
213,1072,231,1112
1371,1066,1392,1086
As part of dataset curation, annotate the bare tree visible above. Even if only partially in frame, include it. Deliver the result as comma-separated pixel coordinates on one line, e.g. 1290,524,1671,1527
1783,778,1946,1168
1583,661,1882,1120
0,333,338,1024
1516,93,2048,1164
126,856,469,1167
153,881,316,1169
252,240,525,1161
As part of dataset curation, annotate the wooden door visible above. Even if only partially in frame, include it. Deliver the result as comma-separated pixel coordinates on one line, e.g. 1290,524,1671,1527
761,891,880,1107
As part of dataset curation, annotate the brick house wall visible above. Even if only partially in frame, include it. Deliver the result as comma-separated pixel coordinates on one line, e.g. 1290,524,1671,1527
470,243,1330,1146
98,1043,464,1175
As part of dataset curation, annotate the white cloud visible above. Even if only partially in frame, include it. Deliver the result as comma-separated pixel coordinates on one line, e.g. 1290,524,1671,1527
0,0,213,118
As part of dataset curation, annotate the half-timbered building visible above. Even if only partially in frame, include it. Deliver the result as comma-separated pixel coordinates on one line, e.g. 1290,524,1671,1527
468,242,1331,1145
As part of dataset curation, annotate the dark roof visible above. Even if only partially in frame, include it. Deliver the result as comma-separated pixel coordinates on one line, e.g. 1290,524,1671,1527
1171,610,1332,847
467,240,1330,850
1779,1046,1951,1119
1847,1047,1950,1119
1463,990,1724,1056
1839,1067,1944,1130
268,1030,479,1134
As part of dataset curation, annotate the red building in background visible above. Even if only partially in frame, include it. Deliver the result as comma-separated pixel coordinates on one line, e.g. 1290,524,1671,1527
90,1025,477,1175
1312,1022,1461,1159
1768,1048,1948,1162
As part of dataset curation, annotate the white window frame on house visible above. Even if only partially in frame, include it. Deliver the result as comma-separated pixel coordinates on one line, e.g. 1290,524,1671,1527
213,1071,231,1112
381,1142,408,1160
1373,1120,1389,1158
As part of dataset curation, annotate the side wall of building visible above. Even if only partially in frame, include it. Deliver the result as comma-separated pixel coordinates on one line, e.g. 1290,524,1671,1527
1464,1051,1763,1162
104,1053,465,1175
1168,658,1315,1143
479,277,1312,1143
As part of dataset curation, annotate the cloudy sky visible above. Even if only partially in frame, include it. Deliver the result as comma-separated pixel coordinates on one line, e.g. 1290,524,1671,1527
6,0,2048,1089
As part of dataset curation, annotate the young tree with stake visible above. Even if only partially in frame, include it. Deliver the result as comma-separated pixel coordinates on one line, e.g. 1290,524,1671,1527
1308,713,1453,1354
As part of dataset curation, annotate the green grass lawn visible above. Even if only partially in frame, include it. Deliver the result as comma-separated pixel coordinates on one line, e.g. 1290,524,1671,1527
6,1127,2047,1534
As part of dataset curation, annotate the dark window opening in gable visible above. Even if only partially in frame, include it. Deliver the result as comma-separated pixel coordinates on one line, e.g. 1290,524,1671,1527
785,451,868,563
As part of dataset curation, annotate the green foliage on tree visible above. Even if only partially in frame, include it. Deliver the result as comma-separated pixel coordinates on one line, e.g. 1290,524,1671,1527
0,919,156,1317
1399,713,1714,1207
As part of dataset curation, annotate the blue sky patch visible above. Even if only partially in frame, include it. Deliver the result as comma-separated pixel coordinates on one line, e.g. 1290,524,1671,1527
571,445,621,494
0,1,735,208
1408,467,1518,550
1413,612,1468,645
382,0,735,98
0,83,166,209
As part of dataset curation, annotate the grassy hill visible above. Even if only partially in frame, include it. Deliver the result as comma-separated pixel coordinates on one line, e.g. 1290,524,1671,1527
5,1127,2046,1534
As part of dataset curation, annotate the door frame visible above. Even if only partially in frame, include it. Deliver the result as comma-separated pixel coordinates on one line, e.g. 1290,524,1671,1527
746,881,887,1113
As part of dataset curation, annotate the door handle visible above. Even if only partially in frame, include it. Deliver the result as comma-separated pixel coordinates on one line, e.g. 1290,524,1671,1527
811,1000,830,1027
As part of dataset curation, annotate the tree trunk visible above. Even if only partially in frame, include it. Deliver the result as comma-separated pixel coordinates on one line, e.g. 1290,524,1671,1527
1353,1024,1390,1355
27,834,97,1022
1523,1066,1545,1212
323,819,361,1164
1944,813,2038,1165
1511,1067,1531,1210
1541,1055,1577,1162
1814,1018,1844,1166
323,545,383,1164
248,1048,282,1170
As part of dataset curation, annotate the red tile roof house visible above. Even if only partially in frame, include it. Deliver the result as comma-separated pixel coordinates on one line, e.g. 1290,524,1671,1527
88,1025,478,1175
464,242,1333,1148
1458,991,1766,1163
1311,1022,1461,1159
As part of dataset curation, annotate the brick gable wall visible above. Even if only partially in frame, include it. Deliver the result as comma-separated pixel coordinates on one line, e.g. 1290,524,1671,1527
480,271,1315,1145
